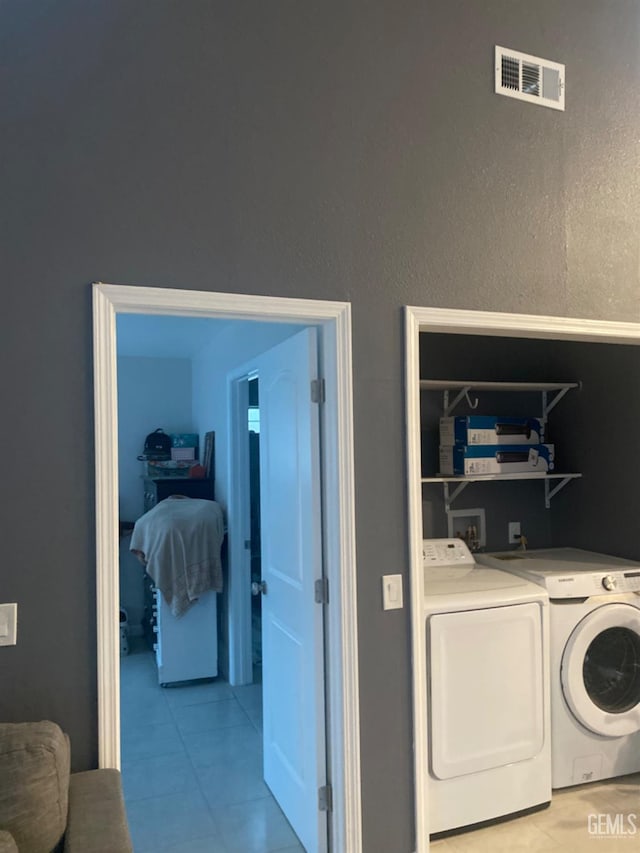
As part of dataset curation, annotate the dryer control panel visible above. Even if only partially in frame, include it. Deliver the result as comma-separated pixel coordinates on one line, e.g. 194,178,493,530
423,538,475,568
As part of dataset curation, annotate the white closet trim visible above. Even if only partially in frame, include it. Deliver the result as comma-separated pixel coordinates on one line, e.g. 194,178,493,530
405,305,640,853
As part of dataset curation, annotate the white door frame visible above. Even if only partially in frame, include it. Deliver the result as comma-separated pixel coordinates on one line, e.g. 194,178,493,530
93,282,362,853
405,305,640,853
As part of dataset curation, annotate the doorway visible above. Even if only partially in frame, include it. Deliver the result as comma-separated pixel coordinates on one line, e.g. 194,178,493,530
93,282,362,853
248,377,262,676
227,371,264,687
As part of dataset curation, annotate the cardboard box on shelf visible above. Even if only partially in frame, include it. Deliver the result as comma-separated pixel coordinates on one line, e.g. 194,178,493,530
439,415,544,446
439,443,555,476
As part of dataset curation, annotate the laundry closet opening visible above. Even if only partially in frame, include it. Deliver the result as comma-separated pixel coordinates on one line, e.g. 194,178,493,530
405,306,640,853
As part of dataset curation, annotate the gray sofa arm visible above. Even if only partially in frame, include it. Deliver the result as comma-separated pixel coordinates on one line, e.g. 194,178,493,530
0,831,18,853
64,769,133,853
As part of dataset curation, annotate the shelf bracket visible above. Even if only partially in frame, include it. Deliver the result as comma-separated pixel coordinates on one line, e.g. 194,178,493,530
541,386,572,419
544,476,573,509
443,481,470,511
444,386,477,417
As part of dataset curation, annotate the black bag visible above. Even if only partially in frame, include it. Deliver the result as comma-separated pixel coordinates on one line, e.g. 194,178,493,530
138,428,172,461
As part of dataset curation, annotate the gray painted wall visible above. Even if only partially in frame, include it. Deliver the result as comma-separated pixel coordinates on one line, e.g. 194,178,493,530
2,2,639,850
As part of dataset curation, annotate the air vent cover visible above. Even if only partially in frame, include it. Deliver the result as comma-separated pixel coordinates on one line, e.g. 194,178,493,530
495,46,565,111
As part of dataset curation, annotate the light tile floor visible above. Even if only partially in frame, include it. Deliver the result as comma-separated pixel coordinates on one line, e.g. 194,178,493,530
430,772,640,853
122,639,639,852
120,639,304,853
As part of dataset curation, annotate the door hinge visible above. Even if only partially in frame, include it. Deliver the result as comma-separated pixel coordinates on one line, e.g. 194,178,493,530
251,580,267,596
318,783,333,812
310,378,325,404
314,577,329,604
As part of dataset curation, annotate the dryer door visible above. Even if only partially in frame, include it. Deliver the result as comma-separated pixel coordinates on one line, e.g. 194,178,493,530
428,602,545,779
561,603,640,737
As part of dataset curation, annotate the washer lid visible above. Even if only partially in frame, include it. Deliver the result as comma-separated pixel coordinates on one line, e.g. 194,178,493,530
477,548,640,598
561,603,640,737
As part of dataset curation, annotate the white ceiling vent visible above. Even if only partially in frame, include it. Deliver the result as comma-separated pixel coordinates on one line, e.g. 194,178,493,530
495,46,565,111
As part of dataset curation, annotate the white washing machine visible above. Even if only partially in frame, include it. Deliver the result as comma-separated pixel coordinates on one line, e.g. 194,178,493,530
477,548,640,789
423,539,551,834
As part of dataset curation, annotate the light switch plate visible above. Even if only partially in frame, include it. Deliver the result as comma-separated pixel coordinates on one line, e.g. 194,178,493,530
0,603,17,646
382,574,403,610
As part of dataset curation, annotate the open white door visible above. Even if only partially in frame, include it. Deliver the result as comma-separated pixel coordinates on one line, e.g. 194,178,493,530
255,327,327,853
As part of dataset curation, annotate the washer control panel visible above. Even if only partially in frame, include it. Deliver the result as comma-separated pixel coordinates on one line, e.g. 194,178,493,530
423,538,475,568
600,571,640,593
538,570,640,598
477,548,640,598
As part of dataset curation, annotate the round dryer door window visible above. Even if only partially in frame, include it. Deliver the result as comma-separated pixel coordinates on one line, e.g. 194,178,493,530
561,603,640,737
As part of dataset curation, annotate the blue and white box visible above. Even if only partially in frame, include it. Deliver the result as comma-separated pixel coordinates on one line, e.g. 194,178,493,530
439,443,555,476
170,433,199,461
439,415,544,446
171,433,199,449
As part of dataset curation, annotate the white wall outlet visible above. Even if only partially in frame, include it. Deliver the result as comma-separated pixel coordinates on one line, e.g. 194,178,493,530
0,603,17,646
382,574,403,610
508,521,521,544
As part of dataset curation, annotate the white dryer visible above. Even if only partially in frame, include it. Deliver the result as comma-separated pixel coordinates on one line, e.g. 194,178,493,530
423,539,551,834
477,548,640,788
